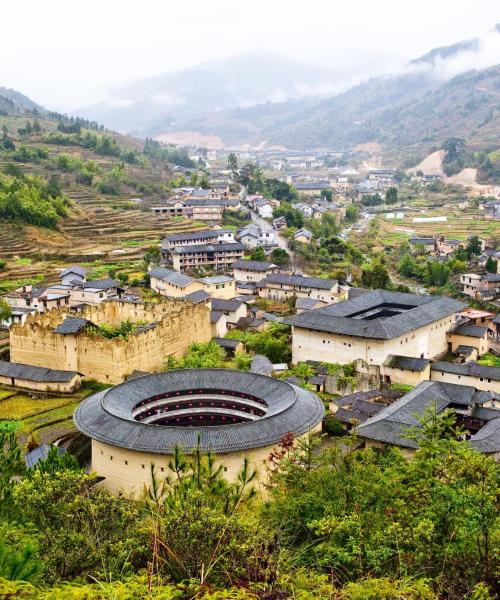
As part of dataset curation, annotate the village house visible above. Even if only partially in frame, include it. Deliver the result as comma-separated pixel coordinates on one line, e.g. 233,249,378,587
0,359,81,393
291,203,314,218
294,228,313,244
460,273,500,301
236,224,275,248
150,267,235,300
233,259,279,283
273,216,287,230
355,381,500,459
284,290,466,366
258,274,341,303
409,235,464,256
210,298,247,326
210,310,227,338
254,200,274,219
171,242,245,273
294,182,330,197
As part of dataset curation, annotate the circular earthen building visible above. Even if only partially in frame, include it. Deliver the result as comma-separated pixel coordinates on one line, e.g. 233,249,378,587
74,369,324,497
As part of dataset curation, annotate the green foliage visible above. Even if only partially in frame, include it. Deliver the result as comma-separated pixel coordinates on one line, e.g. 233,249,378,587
361,263,392,289
361,193,383,206
227,322,291,363
385,186,398,205
227,152,238,173
0,172,68,228
477,352,500,367
0,540,38,582
144,137,196,168
0,298,12,322
342,577,434,599
0,432,25,517
166,341,226,370
485,256,497,273
269,247,289,265
12,470,141,583
321,188,333,201
344,203,359,223
249,245,267,261
87,319,146,340
273,204,304,228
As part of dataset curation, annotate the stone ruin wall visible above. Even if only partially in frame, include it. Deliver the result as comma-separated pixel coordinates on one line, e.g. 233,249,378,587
10,300,211,384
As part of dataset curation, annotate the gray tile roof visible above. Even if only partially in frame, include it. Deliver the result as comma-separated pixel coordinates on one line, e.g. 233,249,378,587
296,297,324,310
185,290,211,303
284,290,465,340
450,324,488,338
233,259,276,272
162,229,231,243
384,355,430,372
211,298,243,313
74,369,324,454
81,278,118,290
198,275,234,285
61,265,86,278
25,444,66,468
250,355,274,376
431,361,500,382
469,417,500,454
0,360,78,382
150,267,194,287
54,317,90,335
214,337,242,349
261,273,337,290
355,381,478,449
172,243,245,254
455,345,476,355
210,310,225,324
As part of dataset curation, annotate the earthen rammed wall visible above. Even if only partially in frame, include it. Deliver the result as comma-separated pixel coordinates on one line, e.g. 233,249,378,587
10,300,211,384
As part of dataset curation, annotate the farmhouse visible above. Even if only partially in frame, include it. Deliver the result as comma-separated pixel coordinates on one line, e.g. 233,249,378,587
233,259,279,283
284,290,465,366
0,360,81,393
258,274,341,303
74,369,324,497
10,300,211,384
355,381,500,459
149,268,235,300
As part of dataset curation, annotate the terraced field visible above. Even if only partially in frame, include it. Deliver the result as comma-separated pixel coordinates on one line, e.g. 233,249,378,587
0,118,209,288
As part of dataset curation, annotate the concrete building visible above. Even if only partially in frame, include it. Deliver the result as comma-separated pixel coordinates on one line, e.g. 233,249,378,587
150,268,235,300
355,381,500,459
10,300,211,384
258,274,340,303
170,243,245,273
161,229,235,258
460,273,500,301
284,290,465,366
74,369,324,497
233,259,279,283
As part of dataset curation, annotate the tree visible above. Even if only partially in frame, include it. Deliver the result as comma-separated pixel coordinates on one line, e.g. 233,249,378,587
144,245,161,266
270,247,289,266
344,203,359,223
485,256,497,273
250,245,267,261
321,188,332,201
13,471,141,583
227,152,238,173
385,186,398,205
0,299,11,323
361,263,391,289
443,138,466,162
467,235,482,258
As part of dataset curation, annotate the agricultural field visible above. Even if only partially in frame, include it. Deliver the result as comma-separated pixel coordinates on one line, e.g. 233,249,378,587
0,114,209,289
374,205,499,251
0,387,86,450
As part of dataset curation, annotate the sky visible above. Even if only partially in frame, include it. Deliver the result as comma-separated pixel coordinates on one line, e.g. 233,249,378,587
0,0,499,111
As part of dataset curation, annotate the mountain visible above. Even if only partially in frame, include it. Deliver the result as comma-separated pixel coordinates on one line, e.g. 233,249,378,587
76,28,500,161
77,53,347,137
0,87,45,115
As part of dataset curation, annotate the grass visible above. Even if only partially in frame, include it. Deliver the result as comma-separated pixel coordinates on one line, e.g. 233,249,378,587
0,390,16,401
477,352,500,367
0,274,44,293
0,395,71,420
15,257,32,265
